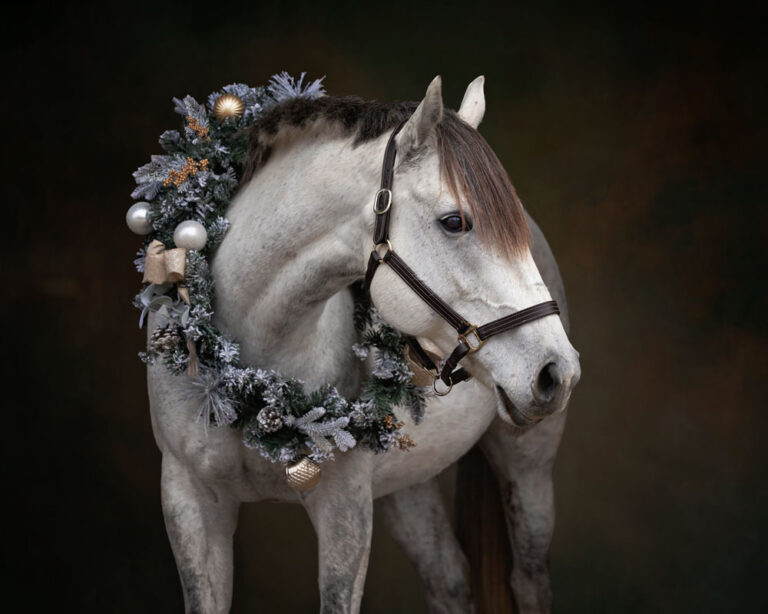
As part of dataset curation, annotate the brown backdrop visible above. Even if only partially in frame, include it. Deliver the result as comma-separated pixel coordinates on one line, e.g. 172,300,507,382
3,1,765,611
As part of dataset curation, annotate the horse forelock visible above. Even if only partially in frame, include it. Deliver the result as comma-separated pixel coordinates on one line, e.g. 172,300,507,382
436,117,531,259
242,96,530,259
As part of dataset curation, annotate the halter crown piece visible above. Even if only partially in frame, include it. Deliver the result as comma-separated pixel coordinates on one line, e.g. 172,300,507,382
363,122,561,395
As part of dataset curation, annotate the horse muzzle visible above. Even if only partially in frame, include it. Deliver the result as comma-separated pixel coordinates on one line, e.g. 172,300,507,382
495,354,581,426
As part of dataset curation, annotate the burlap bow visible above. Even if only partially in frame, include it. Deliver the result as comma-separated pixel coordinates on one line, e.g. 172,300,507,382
143,239,187,284
140,239,198,377
404,344,443,387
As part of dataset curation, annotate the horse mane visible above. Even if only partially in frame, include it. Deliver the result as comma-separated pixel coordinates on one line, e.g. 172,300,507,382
243,96,530,258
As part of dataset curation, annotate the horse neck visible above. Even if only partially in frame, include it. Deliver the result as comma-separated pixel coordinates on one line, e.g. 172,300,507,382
211,129,382,393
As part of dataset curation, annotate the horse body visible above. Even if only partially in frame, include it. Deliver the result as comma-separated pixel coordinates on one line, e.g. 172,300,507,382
147,76,579,613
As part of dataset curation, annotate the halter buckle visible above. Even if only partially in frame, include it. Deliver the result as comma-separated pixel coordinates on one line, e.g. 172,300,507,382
373,189,392,214
458,324,485,353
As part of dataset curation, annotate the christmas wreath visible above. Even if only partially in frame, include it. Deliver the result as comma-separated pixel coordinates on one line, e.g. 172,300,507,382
128,74,425,470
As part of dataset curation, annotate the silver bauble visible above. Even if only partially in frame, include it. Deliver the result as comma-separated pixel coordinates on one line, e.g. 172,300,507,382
173,220,208,250
126,202,153,235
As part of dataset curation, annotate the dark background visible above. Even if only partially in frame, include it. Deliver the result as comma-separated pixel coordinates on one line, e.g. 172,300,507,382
3,1,766,611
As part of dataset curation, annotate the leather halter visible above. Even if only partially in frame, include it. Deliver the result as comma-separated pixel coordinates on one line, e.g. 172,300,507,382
364,122,560,395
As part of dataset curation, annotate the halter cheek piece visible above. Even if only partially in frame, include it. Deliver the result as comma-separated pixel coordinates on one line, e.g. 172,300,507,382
363,121,561,395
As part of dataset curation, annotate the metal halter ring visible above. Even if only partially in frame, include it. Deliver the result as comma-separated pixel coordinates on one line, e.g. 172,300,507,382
372,240,394,263
373,188,392,214
433,375,453,396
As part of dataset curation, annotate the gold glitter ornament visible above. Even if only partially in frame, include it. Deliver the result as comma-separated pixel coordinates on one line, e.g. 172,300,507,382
285,457,322,491
212,94,245,121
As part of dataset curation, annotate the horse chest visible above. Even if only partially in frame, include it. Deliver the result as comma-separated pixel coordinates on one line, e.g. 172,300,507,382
372,381,498,497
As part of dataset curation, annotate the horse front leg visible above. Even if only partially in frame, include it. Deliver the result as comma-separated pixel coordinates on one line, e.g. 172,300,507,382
378,478,474,614
160,453,240,614
479,413,567,614
301,453,374,614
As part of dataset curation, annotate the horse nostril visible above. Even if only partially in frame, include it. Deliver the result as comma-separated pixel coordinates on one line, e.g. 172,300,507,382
534,362,558,404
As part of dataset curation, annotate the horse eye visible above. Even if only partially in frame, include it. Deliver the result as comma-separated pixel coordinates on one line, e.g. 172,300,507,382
439,214,472,233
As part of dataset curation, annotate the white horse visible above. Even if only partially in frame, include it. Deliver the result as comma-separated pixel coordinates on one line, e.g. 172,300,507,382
147,75,580,613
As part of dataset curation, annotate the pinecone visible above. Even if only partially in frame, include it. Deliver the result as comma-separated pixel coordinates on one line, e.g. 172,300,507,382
257,407,284,433
150,325,181,352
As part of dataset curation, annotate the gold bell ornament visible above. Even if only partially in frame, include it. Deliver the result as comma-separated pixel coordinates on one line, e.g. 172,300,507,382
285,457,322,491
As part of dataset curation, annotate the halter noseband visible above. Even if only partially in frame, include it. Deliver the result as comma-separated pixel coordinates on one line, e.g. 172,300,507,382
363,121,561,395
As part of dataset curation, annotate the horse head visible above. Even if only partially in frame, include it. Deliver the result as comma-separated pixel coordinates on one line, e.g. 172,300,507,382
368,76,581,426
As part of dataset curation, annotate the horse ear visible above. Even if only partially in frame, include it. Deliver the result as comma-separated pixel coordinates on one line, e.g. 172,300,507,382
398,75,443,153
457,75,485,128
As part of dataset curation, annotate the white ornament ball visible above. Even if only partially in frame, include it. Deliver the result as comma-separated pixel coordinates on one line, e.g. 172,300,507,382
126,202,153,235
173,220,208,250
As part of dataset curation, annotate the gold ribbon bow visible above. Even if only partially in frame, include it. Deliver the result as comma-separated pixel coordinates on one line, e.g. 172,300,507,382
142,239,186,282
142,239,198,377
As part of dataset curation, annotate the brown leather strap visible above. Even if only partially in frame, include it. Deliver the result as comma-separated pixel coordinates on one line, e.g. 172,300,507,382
384,251,470,333
440,342,471,385
363,252,380,292
477,301,560,340
373,122,406,245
